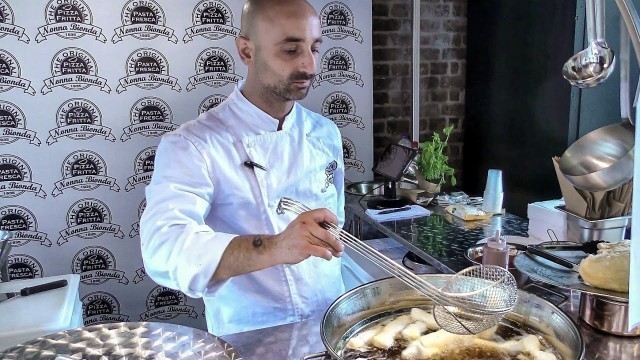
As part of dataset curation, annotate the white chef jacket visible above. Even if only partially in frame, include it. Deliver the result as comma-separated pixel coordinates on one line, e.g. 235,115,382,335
140,82,346,336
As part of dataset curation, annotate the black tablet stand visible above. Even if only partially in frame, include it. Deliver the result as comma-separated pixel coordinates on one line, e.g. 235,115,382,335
366,178,411,210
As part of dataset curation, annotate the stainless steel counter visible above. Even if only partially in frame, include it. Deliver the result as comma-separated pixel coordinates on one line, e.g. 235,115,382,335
343,198,640,360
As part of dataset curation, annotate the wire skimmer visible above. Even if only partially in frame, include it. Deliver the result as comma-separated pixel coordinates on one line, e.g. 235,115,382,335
277,197,518,335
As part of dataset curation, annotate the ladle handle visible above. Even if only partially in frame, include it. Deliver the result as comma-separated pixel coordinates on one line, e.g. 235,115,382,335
586,0,597,42
621,18,634,125
595,0,606,41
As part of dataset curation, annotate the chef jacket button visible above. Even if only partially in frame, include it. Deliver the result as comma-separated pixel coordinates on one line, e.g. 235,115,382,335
306,133,311,138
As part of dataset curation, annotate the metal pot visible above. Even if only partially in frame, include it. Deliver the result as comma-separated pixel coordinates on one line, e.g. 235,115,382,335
345,181,418,198
303,274,584,359
579,293,640,336
464,243,530,287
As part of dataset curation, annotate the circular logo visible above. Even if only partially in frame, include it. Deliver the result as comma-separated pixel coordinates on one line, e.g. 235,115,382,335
192,0,233,40
134,147,156,175
0,154,32,198
8,254,43,280
130,97,172,136
0,1,15,39
62,150,107,191
342,137,357,159
0,101,26,145
121,0,165,40
321,47,355,85
0,205,36,247
72,245,115,285
126,48,169,90
195,48,235,88
45,0,92,40
0,50,20,93
199,94,227,114
82,291,121,322
66,198,112,239
321,2,354,39
146,286,187,320
56,98,102,140
51,48,98,91
322,91,355,116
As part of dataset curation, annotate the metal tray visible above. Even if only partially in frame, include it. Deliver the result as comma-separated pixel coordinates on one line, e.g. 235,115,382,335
0,321,243,359
514,250,628,301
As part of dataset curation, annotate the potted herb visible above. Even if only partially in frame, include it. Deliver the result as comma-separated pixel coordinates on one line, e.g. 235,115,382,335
415,125,457,193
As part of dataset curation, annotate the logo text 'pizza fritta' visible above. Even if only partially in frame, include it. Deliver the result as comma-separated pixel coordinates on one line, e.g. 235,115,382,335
82,291,130,326
42,48,111,94
320,2,363,43
184,0,239,43
58,198,124,245
314,47,364,88
47,98,115,145
187,48,242,91
36,0,106,43
322,91,364,130
52,150,120,197
73,245,129,285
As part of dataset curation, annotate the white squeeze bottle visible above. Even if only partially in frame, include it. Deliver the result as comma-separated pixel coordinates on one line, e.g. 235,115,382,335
482,229,509,268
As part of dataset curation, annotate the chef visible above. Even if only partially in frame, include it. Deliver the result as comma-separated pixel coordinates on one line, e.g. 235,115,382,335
140,0,346,336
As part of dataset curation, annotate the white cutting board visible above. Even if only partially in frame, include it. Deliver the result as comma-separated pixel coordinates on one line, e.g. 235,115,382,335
0,274,81,351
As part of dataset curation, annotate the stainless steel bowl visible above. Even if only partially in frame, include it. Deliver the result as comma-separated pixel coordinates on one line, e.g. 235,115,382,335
306,274,584,359
345,181,418,197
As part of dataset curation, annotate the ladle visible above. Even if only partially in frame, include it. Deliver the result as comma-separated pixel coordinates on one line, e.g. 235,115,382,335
562,0,616,88
559,18,635,192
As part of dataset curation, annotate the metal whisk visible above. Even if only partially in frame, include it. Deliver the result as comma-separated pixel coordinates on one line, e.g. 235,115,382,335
277,197,518,335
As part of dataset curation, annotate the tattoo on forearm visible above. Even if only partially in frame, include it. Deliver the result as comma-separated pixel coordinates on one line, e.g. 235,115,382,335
252,235,264,248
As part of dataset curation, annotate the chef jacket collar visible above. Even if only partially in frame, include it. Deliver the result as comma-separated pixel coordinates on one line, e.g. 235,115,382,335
235,80,299,133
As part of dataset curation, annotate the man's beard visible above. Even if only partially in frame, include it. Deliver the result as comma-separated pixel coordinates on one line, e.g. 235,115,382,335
266,71,315,101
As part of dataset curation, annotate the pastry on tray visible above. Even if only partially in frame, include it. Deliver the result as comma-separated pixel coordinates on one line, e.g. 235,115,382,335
578,240,630,293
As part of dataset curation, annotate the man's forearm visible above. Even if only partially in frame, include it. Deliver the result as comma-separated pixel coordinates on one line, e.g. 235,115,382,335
211,234,279,281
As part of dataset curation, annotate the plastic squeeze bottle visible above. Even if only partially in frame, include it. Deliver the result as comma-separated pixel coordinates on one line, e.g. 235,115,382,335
482,229,509,268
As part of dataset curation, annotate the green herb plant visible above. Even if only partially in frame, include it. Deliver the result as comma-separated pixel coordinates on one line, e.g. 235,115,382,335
416,125,457,187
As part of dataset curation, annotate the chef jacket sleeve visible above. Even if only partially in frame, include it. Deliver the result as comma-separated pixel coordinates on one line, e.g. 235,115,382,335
140,133,236,298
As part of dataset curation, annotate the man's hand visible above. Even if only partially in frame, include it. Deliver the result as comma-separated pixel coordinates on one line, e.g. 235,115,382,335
212,208,344,281
273,208,344,264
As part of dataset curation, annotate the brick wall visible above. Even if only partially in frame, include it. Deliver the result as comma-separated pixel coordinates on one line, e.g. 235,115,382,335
372,0,467,187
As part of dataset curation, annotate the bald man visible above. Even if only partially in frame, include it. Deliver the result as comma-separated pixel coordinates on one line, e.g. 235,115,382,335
141,0,347,335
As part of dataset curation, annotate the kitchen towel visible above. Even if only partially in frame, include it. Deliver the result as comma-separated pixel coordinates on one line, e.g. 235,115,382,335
365,205,430,222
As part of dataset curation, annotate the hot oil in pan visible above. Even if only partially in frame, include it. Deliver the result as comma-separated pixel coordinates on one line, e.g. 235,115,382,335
342,311,563,360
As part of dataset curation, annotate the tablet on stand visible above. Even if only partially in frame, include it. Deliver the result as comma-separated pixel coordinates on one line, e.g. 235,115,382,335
368,143,417,210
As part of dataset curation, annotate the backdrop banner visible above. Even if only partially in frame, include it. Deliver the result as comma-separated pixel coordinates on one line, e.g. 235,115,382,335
0,0,372,330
